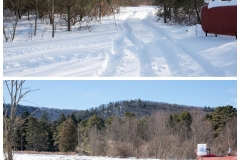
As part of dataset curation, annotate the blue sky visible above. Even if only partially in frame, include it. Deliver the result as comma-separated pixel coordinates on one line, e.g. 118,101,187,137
3,80,237,110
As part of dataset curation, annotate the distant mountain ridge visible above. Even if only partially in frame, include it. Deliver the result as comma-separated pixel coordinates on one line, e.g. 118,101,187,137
3,99,214,121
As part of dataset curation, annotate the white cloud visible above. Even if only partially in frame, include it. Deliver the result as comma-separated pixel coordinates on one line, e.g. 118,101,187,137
84,94,94,98
226,87,237,93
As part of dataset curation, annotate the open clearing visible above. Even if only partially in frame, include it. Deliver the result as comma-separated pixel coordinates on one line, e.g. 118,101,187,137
3,6,237,77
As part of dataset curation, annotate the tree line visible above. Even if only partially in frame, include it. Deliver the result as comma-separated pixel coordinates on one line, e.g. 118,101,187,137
4,99,208,122
3,0,130,41
156,0,204,25
4,105,237,159
3,0,204,42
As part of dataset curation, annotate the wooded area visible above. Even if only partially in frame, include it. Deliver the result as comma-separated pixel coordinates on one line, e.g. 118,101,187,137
155,0,203,25
4,99,212,122
4,105,237,159
3,81,237,160
3,0,128,41
3,0,204,42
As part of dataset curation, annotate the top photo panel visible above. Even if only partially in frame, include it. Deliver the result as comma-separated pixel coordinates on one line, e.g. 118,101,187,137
3,0,237,77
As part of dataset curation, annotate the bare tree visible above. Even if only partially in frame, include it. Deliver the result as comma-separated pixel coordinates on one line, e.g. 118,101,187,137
56,0,80,31
211,117,237,156
3,80,37,160
147,111,170,159
3,0,25,42
88,126,106,156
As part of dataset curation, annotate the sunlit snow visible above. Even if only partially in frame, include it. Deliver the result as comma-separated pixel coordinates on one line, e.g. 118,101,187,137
3,6,237,77
10,153,159,160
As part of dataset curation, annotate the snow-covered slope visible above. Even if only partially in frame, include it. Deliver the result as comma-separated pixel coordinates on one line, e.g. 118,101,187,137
3,6,237,77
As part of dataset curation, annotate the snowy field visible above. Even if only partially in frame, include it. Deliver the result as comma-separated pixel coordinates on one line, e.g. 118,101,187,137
3,6,237,77
10,153,159,160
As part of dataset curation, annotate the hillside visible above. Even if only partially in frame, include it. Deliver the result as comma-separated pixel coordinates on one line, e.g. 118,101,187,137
3,6,236,77
3,99,214,121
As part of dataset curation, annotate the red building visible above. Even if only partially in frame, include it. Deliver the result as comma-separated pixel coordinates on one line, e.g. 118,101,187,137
201,1,237,38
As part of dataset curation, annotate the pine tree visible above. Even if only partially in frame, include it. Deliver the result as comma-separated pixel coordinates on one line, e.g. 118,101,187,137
209,105,237,137
58,118,78,152
40,110,55,151
25,116,49,151
13,111,31,151
86,115,104,130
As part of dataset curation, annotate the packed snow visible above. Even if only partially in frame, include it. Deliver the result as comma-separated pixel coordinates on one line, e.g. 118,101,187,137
3,6,237,77
9,153,159,160
208,0,237,9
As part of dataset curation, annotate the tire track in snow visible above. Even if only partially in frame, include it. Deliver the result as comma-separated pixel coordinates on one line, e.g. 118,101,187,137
129,19,205,76
100,28,140,77
122,21,157,77
143,20,225,77
119,15,204,76
100,36,126,76
123,21,172,76
100,9,146,77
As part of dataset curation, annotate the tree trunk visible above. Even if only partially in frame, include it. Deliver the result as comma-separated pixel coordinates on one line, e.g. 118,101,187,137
12,18,19,42
80,14,83,21
52,0,54,38
3,80,37,159
99,0,102,19
49,14,52,24
169,5,171,21
18,9,21,19
67,6,71,31
34,0,38,36
20,127,23,151
164,3,167,23
194,0,201,24
6,121,13,160
28,10,30,20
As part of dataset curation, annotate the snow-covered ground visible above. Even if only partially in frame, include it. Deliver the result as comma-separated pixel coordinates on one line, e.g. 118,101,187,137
10,153,159,160
3,6,237,77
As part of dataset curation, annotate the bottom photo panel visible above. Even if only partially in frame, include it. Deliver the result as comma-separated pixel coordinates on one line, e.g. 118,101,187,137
3,80,237,160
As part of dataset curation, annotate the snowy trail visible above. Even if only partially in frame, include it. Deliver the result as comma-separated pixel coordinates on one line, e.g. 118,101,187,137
143,20,225,76
3,6,236,77
123,21,157,77
100,25,140,77
135,20,195,76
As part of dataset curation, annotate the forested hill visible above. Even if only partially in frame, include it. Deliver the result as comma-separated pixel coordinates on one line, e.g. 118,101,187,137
3,99,214,121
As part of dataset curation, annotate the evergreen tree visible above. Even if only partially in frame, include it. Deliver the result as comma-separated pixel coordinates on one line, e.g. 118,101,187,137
208,105,237,137
124,112,136,121
105,116,115,126
168,111,192,141
18,111,31,151
58,118,78,152
86,115,105,130
57,114,67,125
40,110,55,151
25,116,49,151
69,113,78,124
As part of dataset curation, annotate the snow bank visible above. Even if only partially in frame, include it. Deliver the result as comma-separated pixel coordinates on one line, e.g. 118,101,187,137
208,0,237,9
